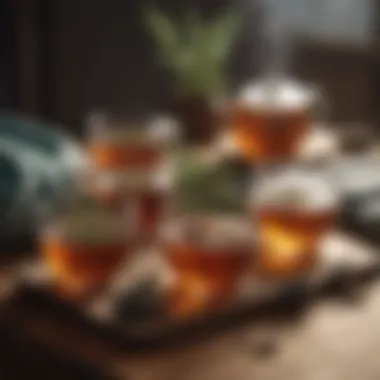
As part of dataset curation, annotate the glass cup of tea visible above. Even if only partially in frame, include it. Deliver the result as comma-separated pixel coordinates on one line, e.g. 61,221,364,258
86,111,179,172
90,161,174,240
160,214,254,317
250,168,339,279
39,202,134,300
230,77,323,164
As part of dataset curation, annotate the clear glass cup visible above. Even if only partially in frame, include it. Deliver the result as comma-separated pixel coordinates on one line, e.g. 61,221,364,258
86,111,179,172
160,214,254,317
90,160,175,240
39,200,135,300
250,168,339,279
229,76,324,164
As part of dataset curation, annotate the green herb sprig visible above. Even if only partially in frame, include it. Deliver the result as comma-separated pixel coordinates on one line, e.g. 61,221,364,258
143,7,241,97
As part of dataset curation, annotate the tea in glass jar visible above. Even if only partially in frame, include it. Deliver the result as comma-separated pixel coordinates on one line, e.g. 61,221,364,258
230,78,320,163
40,204,133,299
86,112,178,171
250,169,339,279
161,215,254,317
91,165,173,238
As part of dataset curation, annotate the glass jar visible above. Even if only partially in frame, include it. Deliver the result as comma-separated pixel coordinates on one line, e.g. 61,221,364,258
159,213,254,317
249,167,340,279
39,200,135,300
86,111,179,172
230,76,323,164
90,160,175,240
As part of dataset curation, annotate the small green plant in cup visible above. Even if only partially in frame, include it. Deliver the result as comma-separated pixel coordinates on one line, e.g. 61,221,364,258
143,6,241,143
144,7,241,97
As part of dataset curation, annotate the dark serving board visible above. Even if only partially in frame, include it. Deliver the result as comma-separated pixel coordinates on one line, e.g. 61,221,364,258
0,322,118,380
8,231,380,351
6,127,380,351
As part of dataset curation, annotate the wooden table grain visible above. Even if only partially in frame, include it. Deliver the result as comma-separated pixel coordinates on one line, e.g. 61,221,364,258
2,125,379,380
9,278,380,380
3,233,380,380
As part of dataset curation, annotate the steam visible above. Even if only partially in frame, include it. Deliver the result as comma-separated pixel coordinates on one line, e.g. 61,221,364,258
259,0,300,76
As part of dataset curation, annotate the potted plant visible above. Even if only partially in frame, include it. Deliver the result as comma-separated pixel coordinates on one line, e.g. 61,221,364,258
144,7,241,144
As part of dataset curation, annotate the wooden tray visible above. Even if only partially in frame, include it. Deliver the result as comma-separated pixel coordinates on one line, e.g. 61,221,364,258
9,231,380,350
0,324,117,380
7,125,380,350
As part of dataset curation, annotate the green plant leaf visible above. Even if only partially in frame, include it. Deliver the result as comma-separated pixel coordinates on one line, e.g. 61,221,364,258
175,152,247,213
143,6,241,97
207,8,241,65
191,8,241,96
185,9,203,47
143,7,182,69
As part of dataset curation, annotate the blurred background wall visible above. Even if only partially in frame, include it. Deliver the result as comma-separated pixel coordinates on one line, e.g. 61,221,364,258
260,0,375,43
4,0,380,134
0,0,11,107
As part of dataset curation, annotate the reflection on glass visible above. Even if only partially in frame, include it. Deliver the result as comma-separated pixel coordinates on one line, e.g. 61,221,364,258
40,204,133,300
86,111,177,171
91,163,174,239
251,169,339,279
161,215,254,317
230,78,318,164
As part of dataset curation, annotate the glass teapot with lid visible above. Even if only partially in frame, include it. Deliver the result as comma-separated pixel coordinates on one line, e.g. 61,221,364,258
230,74,324,164
229,15,325,164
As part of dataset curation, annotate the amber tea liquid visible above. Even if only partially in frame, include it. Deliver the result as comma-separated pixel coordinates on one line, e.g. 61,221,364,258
41,236,128,299
88,136,161,171
231,105,309,163
255,207,335,279
163,217,253,317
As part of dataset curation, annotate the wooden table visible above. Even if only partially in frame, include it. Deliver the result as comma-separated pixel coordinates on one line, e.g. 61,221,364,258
7,276,380,380
3,126,380,379
2,231,379,380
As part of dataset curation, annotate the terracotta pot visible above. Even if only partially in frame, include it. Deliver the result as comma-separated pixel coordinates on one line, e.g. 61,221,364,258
173,96,223,145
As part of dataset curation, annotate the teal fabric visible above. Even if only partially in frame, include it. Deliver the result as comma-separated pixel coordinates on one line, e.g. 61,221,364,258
0,112,86,238
0,148,22,215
